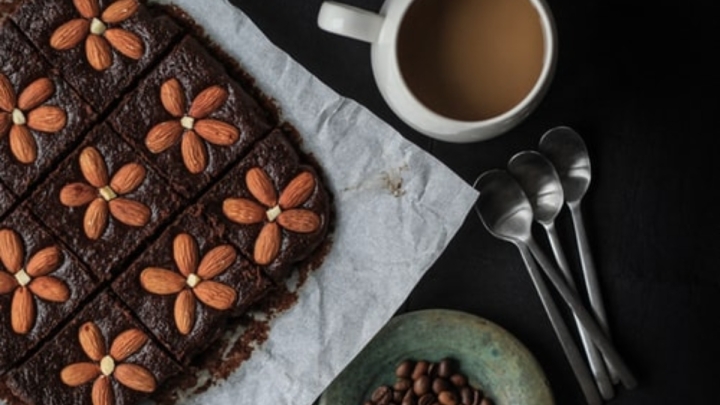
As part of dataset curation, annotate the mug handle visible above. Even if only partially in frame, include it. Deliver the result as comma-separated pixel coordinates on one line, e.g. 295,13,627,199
317,2,384,43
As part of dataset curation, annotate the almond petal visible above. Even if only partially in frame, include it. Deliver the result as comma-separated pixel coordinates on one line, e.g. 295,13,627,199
181,130,207,174
0,272,18,294
114,363,157,393
50,19,89,51
253,222,281,265
0,229,24,273
109,163,146,195
26,246,61,277
86,35,113,71
174,289,195,335
246,168,277,208
29,276,70,302
27,106,67,133
277,209,321,234
101,0,140,24
104,28,144,60
173,233,198,277
109,329,148,361
92,376,113,405
9,125,37,164
197,245,236,280
0,74,16,112
279,172,316,209
194,119,239,146
108,198,150,227
188,86,228,119
18,77,55,111
139,267,186,295
145,120,183,153
160,79,185,117
60,183,98,207
0,112,10,136
60,363,101,387
74,0,100,18
84,198,109,240
11,287,35,334
79,321,106,361
194,281,237,311
222,198,265,225
80,147,109,188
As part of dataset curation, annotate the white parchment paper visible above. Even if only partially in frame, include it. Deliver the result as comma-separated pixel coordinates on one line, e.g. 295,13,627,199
152,1,479,404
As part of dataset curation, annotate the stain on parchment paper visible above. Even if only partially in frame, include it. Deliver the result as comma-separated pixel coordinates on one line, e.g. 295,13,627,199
343,164,409,198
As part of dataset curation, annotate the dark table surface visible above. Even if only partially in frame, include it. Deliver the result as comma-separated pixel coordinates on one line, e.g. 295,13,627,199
231,1,718,404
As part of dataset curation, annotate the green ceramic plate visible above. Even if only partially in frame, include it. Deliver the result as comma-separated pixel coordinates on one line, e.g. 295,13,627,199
318,309,554,405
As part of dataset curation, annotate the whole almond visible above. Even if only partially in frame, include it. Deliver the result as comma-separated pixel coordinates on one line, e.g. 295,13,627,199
222,198,265,225
246,168,277,208
27,105,67,133
74,0,100,18
0,74,16,112
160,79,185,117
181,130,207,174
0,229,23,273
26,246,61,277
102,0,140,24
193,280,237,310
92,376,113,405
188,86,228,119
194,119,239,146
104,28,144,60
80,147,109,188
109,328,148,361
86,34,112,71
140,267,186,295
197,245,236,279
60,183,97,207
10,125,37,164
84,198,109,240
18,77,54,111
174,289,195,335
114,363,157,393
109,163,146,195
279,172,315,209
108,197,150,227
0,272,17,294
173,233,198,277
146,120,183,153
50,19,89,50
253,222,280,265
79,321,106,361
11,287,35,334
277,209,320,234
29,276,70,302
61,362,101,387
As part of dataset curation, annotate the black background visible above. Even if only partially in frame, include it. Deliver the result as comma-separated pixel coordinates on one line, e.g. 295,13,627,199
230,1,718,404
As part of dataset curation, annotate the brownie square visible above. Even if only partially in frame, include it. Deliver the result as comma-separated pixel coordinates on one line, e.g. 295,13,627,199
200,129,331,281
0,181,14,219
112,205,271,363
109,35,273,199
11,0,183,112
0,209,98,374
0,20,96,197
27,123,185,280
5,292,182,405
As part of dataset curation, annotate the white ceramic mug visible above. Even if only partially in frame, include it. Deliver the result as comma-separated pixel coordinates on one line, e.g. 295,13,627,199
317,0,558,143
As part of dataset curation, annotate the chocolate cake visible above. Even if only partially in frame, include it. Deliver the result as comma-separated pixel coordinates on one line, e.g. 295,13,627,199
0,1,333,404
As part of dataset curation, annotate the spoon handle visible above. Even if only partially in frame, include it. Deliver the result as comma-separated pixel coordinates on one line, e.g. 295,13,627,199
515,243,603,405
526,237,638,389
568,201,620,384
545,224,615,400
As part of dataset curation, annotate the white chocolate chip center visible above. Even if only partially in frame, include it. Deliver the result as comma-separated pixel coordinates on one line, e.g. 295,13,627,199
12,109,26,126
100,355,115,376
266,205,282,222
90,18,107,36
99,186,117,201
186,273,201,289
180,116,195,130
14,268,31,287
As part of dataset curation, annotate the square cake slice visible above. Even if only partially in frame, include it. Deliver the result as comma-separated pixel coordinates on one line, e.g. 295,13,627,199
26,123,186,280
200,129,331,282
112,205,271,363
5,292,183,405
0,20,96,197
109,35,273,199
10,0,183,112
0,208,99,374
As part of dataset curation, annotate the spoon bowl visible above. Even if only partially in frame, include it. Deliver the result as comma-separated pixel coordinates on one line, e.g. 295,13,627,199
538,126,591,203
473,170,534,243
507,151,564,226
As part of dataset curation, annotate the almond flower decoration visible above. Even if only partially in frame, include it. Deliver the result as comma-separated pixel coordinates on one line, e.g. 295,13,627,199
145,78,240,174
139,233,238,335
0,74,67,164
223,168,320,265
0,229,69,335
60,322,156,405
50,0,144,71
59,147,150,240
